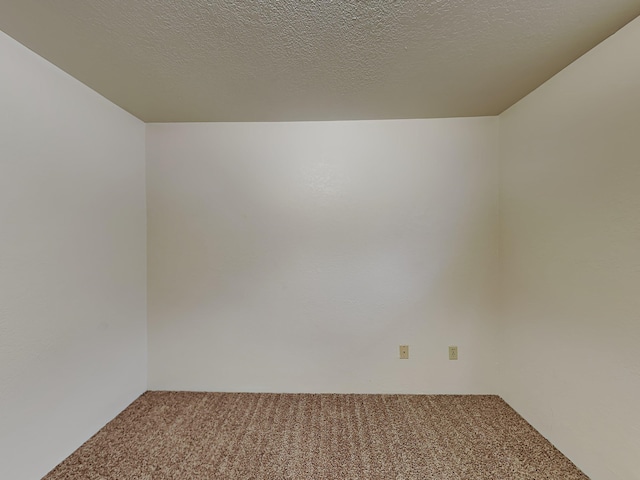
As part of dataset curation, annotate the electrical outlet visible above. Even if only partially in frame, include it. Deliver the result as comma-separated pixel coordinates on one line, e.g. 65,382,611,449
399,345,409,359
449,346,458,360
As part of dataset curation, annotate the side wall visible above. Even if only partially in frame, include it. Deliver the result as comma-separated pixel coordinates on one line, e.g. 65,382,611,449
499,16,640,480
0,32,147,479
147,118,499,394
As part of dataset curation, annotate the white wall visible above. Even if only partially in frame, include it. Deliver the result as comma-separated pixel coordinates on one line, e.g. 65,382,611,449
0,31,147,479
499,16,640,480
147,118,499,394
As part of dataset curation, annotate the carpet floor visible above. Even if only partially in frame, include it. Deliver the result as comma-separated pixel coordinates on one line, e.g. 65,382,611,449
43,392,588,479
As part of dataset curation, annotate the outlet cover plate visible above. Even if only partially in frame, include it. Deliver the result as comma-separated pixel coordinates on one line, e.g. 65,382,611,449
449,346,458,360
399,345,409,359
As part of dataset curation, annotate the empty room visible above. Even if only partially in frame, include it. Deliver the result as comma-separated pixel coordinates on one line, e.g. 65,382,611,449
1,1,639,479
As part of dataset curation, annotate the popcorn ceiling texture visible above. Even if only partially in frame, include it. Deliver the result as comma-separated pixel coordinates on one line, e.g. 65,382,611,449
0,0,639,121
43,392,589,479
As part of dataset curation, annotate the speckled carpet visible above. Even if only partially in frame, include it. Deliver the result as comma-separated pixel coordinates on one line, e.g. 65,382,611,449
43,392,588,479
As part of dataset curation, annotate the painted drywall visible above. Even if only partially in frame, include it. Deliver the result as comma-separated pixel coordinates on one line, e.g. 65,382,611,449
147,118,499,394
0,31,147,479
498,16,640,480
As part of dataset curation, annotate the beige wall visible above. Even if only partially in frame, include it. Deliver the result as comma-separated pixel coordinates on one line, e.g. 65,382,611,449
498,16,640,480
0,31,147,479
147,118,499,394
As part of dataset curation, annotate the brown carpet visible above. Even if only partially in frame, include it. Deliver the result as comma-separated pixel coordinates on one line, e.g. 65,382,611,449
43,392,588,479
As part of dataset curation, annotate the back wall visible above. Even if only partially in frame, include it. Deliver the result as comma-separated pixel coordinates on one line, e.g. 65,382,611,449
147,118,498,393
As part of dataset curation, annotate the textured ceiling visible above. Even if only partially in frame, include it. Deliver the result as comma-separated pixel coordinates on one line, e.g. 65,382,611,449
1,1,639,122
